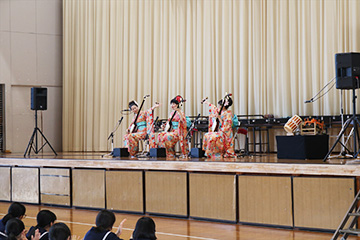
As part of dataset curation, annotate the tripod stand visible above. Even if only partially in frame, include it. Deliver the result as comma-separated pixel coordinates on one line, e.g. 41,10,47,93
323,88,360,161
24,110,57,157
328,90,354,159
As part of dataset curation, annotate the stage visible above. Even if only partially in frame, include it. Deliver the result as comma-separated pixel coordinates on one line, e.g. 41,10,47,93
0,151,358,176
0,152,359,232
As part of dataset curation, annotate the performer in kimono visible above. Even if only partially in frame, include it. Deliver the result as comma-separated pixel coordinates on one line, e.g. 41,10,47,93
202,96,236,158
123,100,160,157
157,95,189,159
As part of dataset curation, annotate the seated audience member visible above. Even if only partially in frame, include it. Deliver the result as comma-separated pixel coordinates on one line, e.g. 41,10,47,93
131,217,156,240
5,218,40,240
26,210,57,240
48,223,71,240
0,203,26,236
83,210,126,240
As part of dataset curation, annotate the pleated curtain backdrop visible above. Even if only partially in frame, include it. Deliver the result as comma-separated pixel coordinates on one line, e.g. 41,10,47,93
63,0,360,151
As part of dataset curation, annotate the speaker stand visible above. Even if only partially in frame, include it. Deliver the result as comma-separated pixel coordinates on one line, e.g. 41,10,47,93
24,110,57,157
323,88,360,161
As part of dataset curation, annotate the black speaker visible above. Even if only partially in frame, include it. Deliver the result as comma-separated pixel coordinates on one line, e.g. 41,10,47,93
31,87,47,110
190,148,205,158
112,148,129,157
149,148,166,157
335,52,360,89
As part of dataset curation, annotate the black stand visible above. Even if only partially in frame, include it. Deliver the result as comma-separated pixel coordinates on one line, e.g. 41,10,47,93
323,88,360,161
24,110,57,157
186,114,205,158
103,117,123,157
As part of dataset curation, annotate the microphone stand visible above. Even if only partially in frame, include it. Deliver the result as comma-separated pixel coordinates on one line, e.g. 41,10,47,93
102,117,124,158
186,114,201,157
304,77,336,104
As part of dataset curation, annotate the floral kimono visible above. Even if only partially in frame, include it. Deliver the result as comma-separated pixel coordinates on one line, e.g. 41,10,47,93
203,108,235,158
157,110,188,158
124,108,156,156
207,103,219,132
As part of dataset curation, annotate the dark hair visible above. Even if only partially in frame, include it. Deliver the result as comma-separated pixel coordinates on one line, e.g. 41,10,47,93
2,202,26,226
170,95,183,106
95,210,116,232
217,97,233,109
132,217,156,240
36,210,57,228
128,101,138,109
5,218,25,240
49,223,71,240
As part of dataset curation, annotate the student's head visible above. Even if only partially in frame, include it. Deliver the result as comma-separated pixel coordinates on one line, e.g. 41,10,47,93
49,223,71,240
37,210,57,229
2,202,26,226
132,217,156,240
95,210,116,232
5,218,26,240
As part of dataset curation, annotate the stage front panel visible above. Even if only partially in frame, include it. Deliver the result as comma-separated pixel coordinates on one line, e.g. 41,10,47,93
12,167,39,203
40,195,70,206
145,171,187,216
238,175,292,226
293,177,355,230
40,168,70,206
72,169,105,208
189,173,236,221
106,171,143,213
0,167,10,201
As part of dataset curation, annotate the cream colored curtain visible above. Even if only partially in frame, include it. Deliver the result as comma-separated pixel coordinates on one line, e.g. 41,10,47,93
63,0,360,151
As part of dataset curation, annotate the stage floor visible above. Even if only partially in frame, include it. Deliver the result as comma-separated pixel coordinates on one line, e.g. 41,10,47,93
1,151,359,177
0,151,355,164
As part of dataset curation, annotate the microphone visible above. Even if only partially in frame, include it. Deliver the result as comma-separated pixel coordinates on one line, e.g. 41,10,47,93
304,99,313,104
144,94,150,98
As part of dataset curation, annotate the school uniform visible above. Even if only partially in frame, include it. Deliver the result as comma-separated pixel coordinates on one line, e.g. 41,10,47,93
26,226,48,240
0,219,6,240
0,218,5,235
0,231,7,240
84,227,123,240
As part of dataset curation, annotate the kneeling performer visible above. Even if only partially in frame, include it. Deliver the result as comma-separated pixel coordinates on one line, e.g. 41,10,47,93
123,99,159,157
202,94,235,158
157,95,188,159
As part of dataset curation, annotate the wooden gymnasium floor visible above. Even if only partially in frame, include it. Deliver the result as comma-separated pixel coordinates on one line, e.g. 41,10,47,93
0,202,348,240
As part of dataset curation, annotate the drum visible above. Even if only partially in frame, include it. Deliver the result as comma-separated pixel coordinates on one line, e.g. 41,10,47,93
284,115,302,133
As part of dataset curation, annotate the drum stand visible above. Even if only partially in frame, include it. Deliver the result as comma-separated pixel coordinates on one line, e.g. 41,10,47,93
324,88,360,161
102,117,123,158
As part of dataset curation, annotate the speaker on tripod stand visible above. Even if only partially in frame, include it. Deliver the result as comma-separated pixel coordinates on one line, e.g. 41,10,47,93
324,53,360,161
31,87,47,110
24,87,57,157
